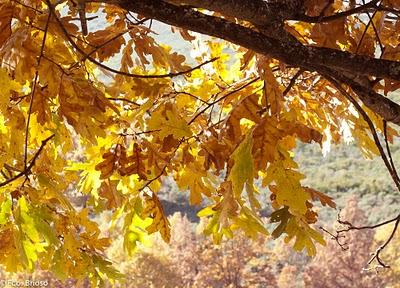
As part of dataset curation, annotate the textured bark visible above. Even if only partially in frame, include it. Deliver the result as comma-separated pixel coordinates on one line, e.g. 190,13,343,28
164,0,304,25
318,66,400,124
116,0,400,81
107,0,400,125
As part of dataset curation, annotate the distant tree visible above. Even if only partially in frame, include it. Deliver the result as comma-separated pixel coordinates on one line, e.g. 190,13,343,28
374,223,400,288
1,0,400,283
277,265,299,288
303,196,386,288
119,253,183,288
119,213,277,287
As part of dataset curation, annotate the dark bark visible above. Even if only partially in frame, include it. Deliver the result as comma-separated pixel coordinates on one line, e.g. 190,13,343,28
102,0,400,124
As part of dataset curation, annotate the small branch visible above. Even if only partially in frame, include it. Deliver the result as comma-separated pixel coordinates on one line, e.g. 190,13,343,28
10,0,43,14
321,211,400,269
69,18,150,70
49,2,217,79
364,5,384,56
138,139,183,192
365,216,400,269
96,55,218,79
188,77,260,125
119,129,160,137
337,212,400,233
172,90,210,105
299,0,380,23
107,97,140,106
283,69,303,96
139,165,168,192
325,76,400,190
383,120,399,182
319,226,349,251
378,5,400,17
0,134,55,187
24,6,52,172
355,5,378,54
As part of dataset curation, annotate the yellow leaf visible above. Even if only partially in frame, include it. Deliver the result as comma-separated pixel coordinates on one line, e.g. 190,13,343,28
175,162,214,205
284,216,326,257
227,129,260,210
142,193,171,242
265,149,310,215
0,68,21,112
148,108,192,140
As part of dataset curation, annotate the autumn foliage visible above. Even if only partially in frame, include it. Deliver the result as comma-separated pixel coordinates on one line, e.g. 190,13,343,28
1,0,400,285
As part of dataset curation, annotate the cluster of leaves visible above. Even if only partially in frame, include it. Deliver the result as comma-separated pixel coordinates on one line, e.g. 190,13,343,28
0,198,398,287
103,213,275,287
103,199,400,287
0,0,400,283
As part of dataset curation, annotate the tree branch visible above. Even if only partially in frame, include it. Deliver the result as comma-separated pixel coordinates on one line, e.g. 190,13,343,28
298,0,380,23
164,0,304,26
49,2,218,79
115,0,400,81
188,77,260,125
283,69,303,96
24,6,52,171
104,0,400,128
324,75,400,190
0,134,55,187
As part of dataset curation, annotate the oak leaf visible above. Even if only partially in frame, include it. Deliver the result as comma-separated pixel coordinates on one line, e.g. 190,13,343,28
142,193,171,243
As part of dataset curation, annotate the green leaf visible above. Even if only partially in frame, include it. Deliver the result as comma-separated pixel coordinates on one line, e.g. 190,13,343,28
0,197,12,225
228,129,255,200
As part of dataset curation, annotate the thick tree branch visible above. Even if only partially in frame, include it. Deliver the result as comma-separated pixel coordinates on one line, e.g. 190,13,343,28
49,2,218,79
115,0,400,82
315,64,400,125
324,75,400,190
107,0,400,126
164,0,304,26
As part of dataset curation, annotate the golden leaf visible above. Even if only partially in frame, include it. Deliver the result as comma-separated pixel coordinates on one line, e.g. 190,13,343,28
142,193,171,242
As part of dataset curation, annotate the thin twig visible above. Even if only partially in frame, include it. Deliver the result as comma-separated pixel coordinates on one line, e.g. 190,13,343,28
355,4,379,54
107,97,140,106
172,90,210,105
188,77,260,125
378,5,400,16
69,18,150,70
299,0,380,23
319,226,349,251
359,0,384,56
24,7,52,172
283,69,303,96
119,129,160,137
365,216,400,269
337,212,400,233
326,76,400,191
48,2,217,79
383,120,399,181
10,0,43,14
138,139,183,191
0,134,55,187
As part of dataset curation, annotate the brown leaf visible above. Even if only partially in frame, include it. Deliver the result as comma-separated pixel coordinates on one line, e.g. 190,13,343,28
304,187,336,209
